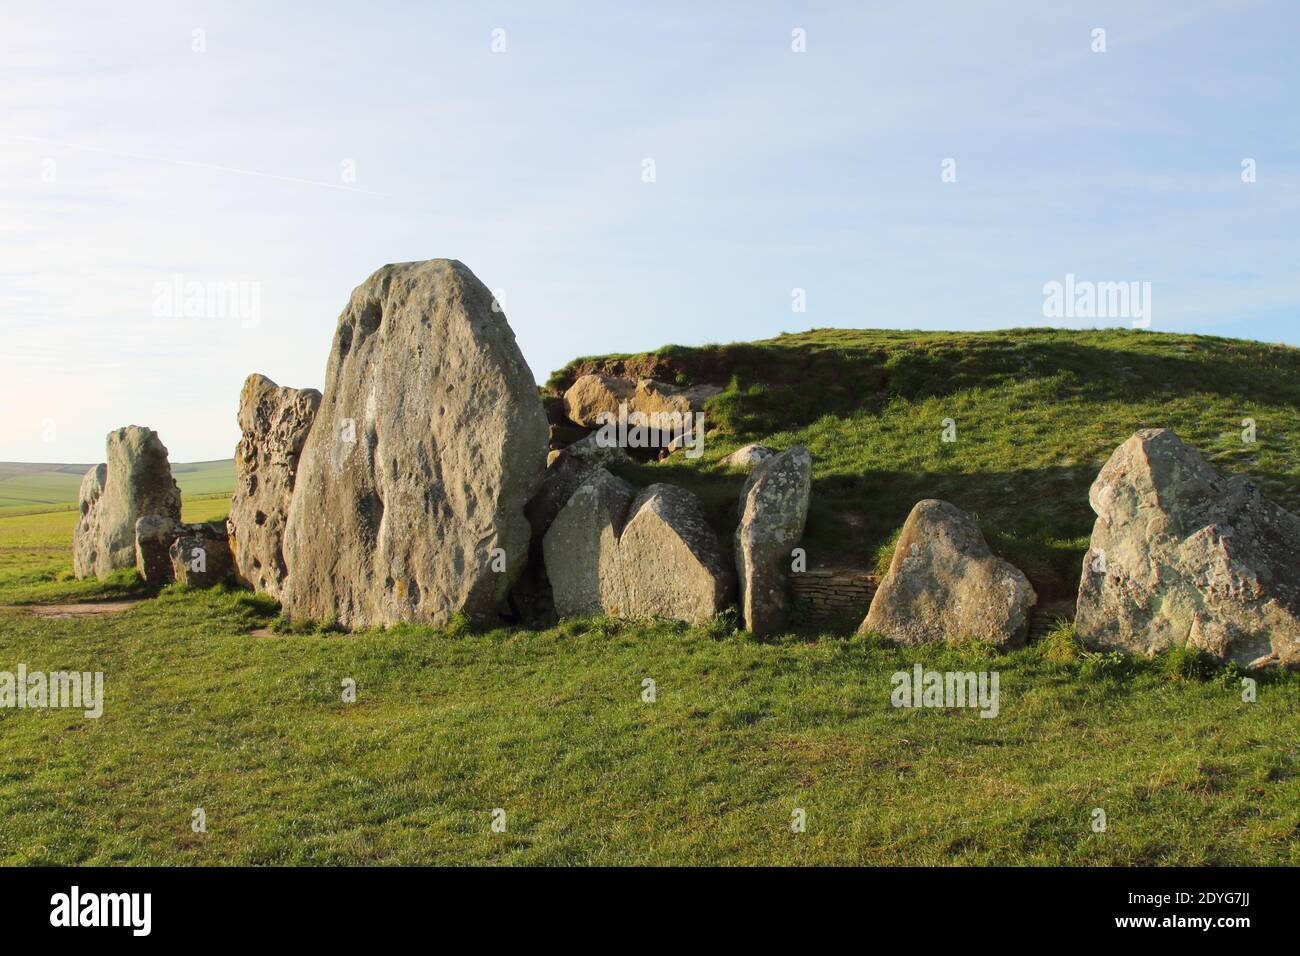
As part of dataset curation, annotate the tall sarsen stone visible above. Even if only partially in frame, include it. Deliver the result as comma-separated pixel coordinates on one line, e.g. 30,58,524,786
281,260,548,629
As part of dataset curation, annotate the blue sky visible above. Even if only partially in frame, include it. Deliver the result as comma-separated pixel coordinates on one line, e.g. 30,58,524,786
2,0,1297,463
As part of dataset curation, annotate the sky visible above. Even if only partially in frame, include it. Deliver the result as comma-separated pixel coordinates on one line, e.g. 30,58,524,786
2,0,1297,463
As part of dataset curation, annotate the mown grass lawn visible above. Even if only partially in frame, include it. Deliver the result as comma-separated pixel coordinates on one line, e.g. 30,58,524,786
2,509,1298,866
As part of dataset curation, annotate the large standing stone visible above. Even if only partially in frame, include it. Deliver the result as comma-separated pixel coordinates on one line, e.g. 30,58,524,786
72,464,107,579
543,474,735,624
227,373,322,598
860,499,1036,648
281,259,548,629
542,468,636,617
73,427,182,580
734,446,812,635
1076,428,1300,668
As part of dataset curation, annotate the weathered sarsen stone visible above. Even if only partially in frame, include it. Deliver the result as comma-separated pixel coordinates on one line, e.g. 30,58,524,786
73,427,181,580
542,468,636,617
227,373,322,598
134,515,179,584
562,374,635,429
721,443,774,470
170,524,235,588
617,484,736,622
511,449,602,626
1076,428,1300,668
561,374,722,429
526,450,600,542
860,499,1036,648
543,470,735,624
564,432,630,467
281,259,548,629
72,464,107,579
735,446,812,635
632,379,723,418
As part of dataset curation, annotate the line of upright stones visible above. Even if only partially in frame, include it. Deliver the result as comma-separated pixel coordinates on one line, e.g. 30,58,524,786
74,260,1299,668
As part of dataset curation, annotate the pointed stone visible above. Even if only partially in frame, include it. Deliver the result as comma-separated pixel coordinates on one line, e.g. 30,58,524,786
861,499,1036,649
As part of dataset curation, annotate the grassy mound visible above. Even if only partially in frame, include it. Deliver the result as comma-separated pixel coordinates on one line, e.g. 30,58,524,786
549,327,1300,603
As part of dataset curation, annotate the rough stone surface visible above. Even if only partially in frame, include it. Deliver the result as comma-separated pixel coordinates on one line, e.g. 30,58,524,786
73,427,181,580
543,468,636,617
281,259,548,629
565,432,631,467
563,374,635,428
227,373,322,598
134,515,180,584
526,451,600,541
170,524,235,588
734,446,812,635
721,443,775,469
72,464,107,579
860,499,1036,648
513,451,607,626
615,484,736,623
543,475,735,624
632,379,723,418
562,374,722,429
1075,428,1300,668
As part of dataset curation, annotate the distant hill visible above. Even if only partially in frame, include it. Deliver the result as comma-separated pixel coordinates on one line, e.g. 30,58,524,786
0,459,235,517
547,327,1300,603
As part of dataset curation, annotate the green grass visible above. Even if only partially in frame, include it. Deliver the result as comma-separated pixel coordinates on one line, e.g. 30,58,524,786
0,497,231,605
553,327,1300,601
1,584,1297,864
2,327,1299,865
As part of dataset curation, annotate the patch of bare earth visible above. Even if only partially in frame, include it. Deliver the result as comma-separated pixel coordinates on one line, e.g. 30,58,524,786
0,600,144,619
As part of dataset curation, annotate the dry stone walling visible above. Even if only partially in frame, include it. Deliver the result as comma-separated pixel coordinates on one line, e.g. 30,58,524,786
860,499,1037,649
1076,428,1300,668
73,426,182,580
226,374,322,598
280,259,549,629
734,446,812,636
